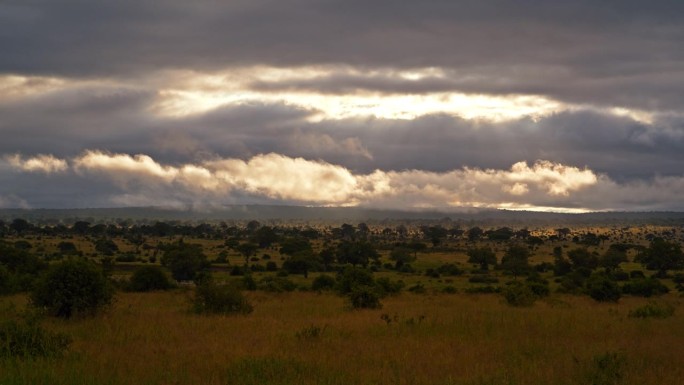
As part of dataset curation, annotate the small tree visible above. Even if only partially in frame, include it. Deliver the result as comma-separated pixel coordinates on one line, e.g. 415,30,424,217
636,238,684,278
500,244,530,278
585,272,621,302
128,266,174,292
467,247,497,271
31,260,114,318
161,241,209,282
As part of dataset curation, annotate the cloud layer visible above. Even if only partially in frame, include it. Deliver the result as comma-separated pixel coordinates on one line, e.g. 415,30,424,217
1,2,683,211
3,150,684,212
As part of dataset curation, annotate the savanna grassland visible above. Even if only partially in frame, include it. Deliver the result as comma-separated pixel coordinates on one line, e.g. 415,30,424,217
1,219,684,384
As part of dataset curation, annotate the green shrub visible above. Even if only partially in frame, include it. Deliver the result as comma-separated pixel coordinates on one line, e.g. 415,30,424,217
31,260,114,318
584,351,626,385
622,277,669,297
348,286,382,309
335,266,375,295
628,301,675,319
0,319,71,358
468,275,499,284
257,276,297,293
465,285,499,294
375,277,404,296
502,281,537,306
128,266,174,292
442,285,458,294
407,282,426,294
193,281,253,315
311,274,336,292
585,273,621,302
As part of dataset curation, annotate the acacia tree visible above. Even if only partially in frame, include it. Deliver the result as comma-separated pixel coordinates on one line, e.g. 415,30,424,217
467,247,497,271
637,238,684,277
161,241,209,282
500,244,530,278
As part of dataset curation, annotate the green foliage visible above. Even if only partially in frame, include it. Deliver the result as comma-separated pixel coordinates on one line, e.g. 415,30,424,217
0,319,71,358
585,272,621,302
468,275,499,284
628,301,675,319
568,248,599,270
467,247,497,270
311,274,336,292
128,266,174,292
257,276,297,293
636,237,684,277
502,281,537,307
500,244,530,277
193,281,253,315
584,351,626,385
336,241,379,267
389,248,415,269
348,286,382,309
375,277,404,296
621,277,669,297
31,259,114,318
278,237,312,256
436,263,462,276
295,324,328,340
93,238,119,256
282,251,321,278
160,241,209,282
335,266,375,295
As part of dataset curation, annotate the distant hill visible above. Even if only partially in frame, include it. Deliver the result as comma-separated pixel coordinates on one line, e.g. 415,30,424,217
2,206,684,227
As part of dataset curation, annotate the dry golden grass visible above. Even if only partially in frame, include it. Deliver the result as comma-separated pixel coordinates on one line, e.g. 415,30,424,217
2,290,683,385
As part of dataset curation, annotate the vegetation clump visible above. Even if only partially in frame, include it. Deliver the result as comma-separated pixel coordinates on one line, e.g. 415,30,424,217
628,301,675,319
31,260,114,318
128,266,175,292
0,319,71,358
193,280,253,315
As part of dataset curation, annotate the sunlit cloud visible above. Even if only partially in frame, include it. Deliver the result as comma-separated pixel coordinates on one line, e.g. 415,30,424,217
5,154,68,174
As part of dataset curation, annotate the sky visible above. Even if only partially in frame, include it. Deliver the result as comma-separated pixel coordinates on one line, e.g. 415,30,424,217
1,0,684,212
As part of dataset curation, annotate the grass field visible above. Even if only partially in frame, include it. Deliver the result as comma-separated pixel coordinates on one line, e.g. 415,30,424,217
2,290,683,385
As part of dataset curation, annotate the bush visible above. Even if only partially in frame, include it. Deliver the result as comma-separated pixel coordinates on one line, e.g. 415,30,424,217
128,266,174,292
0,319,71,358
311,274,336,292
257,276,297,292
436,263,462,276
465,285,499,294
468,275,499,284
629,270,645,279
442,285,458,294
502,281,537,306
335,266,375,295
585,273,621,302
375,277,404,296
622,277,669,297
348,286,382,309
31,260,114,318
628,301,675,319
193,281,253,315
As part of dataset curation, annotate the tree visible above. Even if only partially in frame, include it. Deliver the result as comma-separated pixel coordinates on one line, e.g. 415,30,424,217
161,241,209,282
389,248,416,269
467,227,484,242
567,248,599,270
128,266,174,292
467,247,497,271
282,250,320,278
636,237,684,277
31,260,114,318
251,226,278,248
500,244,530,278
336,241,379,267
236,242,259,265
600,248,628,272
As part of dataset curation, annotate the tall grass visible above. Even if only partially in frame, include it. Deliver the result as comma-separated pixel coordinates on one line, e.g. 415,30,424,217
0,291,683,384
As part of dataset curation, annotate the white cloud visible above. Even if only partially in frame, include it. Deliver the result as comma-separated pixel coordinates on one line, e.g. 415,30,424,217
7,150,684,211
5,154,68,174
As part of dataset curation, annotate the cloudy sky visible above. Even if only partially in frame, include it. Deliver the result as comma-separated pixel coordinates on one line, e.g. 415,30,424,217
1,1,684,212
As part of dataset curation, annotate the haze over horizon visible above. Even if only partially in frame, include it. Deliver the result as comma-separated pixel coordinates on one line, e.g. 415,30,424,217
2,1,684,212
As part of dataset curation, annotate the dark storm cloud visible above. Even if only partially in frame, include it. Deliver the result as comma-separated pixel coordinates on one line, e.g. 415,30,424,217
2,1,683,110
1,83,683,182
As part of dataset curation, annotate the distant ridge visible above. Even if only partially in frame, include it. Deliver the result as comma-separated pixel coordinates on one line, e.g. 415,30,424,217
1,206,684,226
